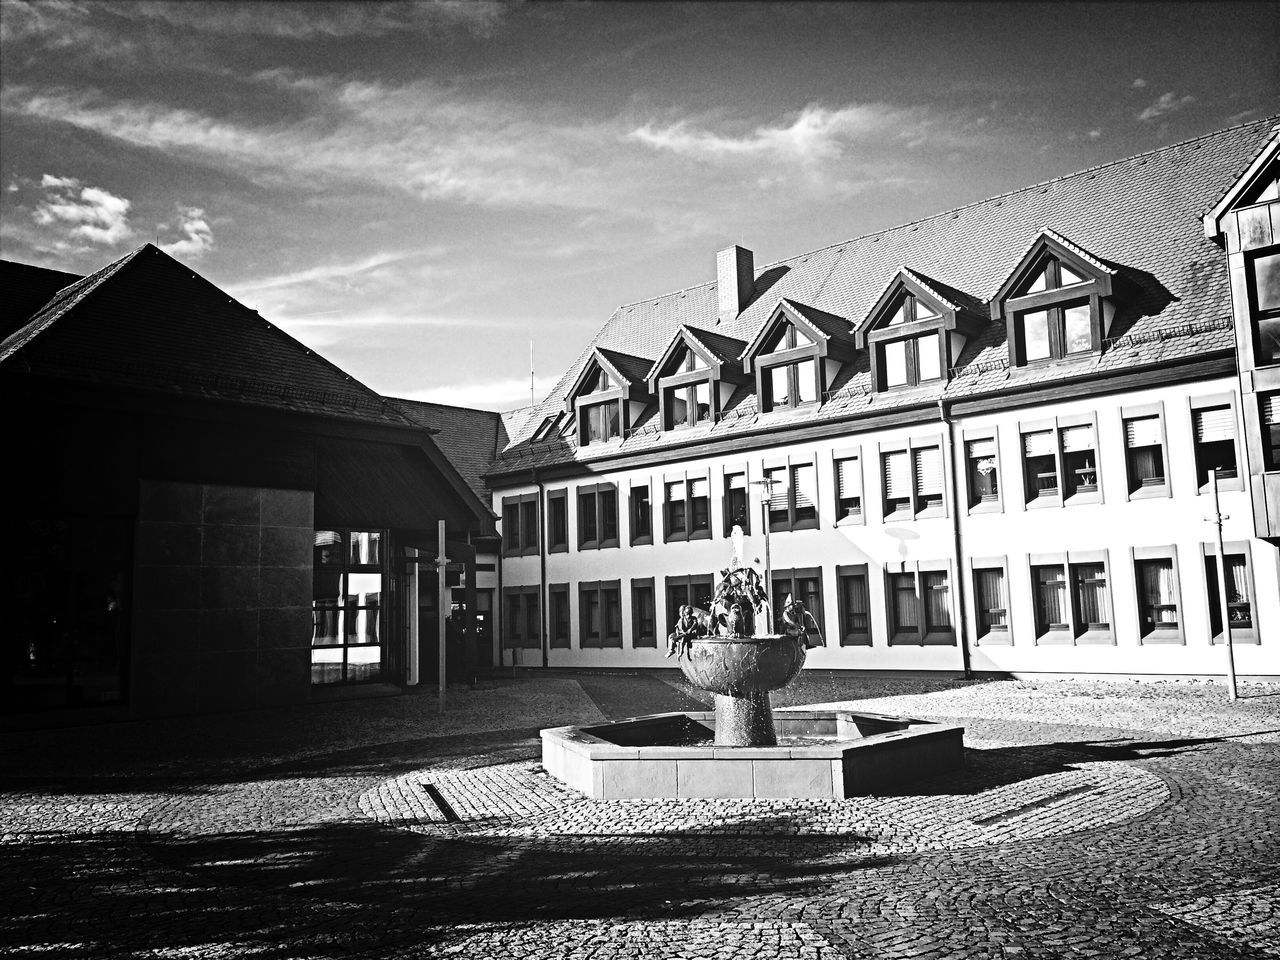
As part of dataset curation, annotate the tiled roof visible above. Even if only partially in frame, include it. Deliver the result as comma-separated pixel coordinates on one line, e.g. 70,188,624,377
596,346,657,384
0,260,82,340
1,244,412,428
389,397,506,502
493,118,1277,476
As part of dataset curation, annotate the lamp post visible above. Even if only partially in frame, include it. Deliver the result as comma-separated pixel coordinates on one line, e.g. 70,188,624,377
1205,469,1238,701
751,475,781,629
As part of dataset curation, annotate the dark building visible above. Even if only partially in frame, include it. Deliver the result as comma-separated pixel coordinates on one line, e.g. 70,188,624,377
2,244,494,723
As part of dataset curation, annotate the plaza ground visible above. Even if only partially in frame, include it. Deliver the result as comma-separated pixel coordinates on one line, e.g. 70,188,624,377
3,671,1278,959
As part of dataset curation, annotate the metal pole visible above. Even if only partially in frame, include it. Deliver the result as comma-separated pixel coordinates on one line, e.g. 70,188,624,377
438,519,448,713
1208,470,1238,701
406,547,419,686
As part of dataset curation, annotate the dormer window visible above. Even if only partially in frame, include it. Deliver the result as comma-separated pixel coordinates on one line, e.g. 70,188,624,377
565,347,655,447
857,270,984,394
991,230,1129,370
647,327,749,432
741,301,855,415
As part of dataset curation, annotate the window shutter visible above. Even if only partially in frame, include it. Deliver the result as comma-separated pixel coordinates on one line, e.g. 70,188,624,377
793,464,817,507
1060,424,1095,452
1125,417,1161,447
1023,431,1054,457
1194,406,1235,442
914,447,943,496
689,477,708,499
967,438,996,459
1261,394,1280,425
882,451,911,499
836,458,861,499
766,470,788,509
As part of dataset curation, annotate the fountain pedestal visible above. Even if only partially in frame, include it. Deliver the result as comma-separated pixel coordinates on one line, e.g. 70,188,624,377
679,634,806,747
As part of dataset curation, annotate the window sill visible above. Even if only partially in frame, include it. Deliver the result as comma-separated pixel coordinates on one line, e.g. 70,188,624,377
1064,491,1104,507
630,536,653,547
923,630,957,646
883,507,914,522
839,634,872,646
967,500,1003,516
1197,477,1245,494
915,506,947,521
1025,495,1062,510
1034,628,1074,645
549,544,569,554
688,528,712,541
835,513,865,528
1076,628,1116,645
1127,483,1170,501
975,628,1013,646
1210,628,1260,645
1139,628,1184,645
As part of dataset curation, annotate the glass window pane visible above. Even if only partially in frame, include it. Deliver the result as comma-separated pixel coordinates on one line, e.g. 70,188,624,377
1023,310,1051,361
348,531,381,565
884,340,908,386
795,359,817,403
1255,252,1280,312
887,301,908,326
769,364,791,407
667,388,688,425
315,531,343,565
917,333,941,381
1064,304,1092,354
1257,315,1280,365
1059,263,1086,285
923,571,951,630
1026,265,1048,292
1072,563,1108,629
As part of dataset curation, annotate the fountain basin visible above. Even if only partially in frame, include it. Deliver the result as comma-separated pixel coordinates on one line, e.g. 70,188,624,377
678,634,806,696
541,708,964,800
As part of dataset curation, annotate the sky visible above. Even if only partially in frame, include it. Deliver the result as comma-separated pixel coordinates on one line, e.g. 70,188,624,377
2,1,1276,411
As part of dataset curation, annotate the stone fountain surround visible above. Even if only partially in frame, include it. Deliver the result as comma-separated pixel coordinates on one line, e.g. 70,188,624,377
540,708,965,800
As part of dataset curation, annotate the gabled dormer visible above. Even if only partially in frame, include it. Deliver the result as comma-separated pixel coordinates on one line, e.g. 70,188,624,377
740,299,855,413
991,229,1129,368
564,347,654,447
645,325,748,430
856,268,986,392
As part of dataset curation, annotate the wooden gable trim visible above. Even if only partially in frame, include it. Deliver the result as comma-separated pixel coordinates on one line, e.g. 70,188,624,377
645,326,724,391
740,300,830,374
989,230,1117,321
1203,128,1279,239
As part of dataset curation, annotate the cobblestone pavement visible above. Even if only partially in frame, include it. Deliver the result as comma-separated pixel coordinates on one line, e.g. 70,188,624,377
3,673,1278,959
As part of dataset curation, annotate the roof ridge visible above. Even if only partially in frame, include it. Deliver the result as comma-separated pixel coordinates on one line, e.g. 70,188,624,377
606,115,1280,316
386,395,497,415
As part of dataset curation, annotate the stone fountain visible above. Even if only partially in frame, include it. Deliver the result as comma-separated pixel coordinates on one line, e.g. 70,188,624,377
541,531,965,800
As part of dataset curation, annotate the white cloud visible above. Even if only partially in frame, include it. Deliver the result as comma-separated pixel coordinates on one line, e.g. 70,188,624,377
1137,91,1195,122
227,250,427,296
32,175,133,245
158,206,214,259
1132,78,1147,89
628,103,921,164
119,1,505,39
396,375,561,413
1087,128,1102,140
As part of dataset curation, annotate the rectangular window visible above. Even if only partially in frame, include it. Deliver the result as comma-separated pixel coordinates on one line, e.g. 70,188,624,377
312,529,386,684
547,489,568,553
762,358,819,410
630,484,652,545
549,583,571,648
1205,552,1254,639
966,438,999,507
1251,248,1280,365
1192,405,1238,487
577,484,619,550
913,446,944,513
1031,564,1068,637
502,587,540,650
773,568,824,640
665,574,714,625
631,579,656,648
1060,424,1099,499
581,401,621,445
1263,393,1280,470
578,580,622,648
723,471,751,534
837,566,870,645
834,455,862,522
1135,559,1178,638
888,572,919,640
665,379,714,429
1123,416,1166,493
1023,430,1059,501
882,450,912,518
1015,298,1094,364
765,462,819,531
501,494,539,557
689,477,711,535
974,567,1008,637
878,334,942,390
1071,562,1110,633
884,339,909,387
664,479,687,540
922,570,952,633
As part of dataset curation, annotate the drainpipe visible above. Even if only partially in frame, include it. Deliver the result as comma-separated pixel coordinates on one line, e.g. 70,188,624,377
939,398,973,679
535,469,549,669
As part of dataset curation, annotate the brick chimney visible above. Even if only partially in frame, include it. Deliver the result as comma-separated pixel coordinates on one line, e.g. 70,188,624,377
716,244,754,324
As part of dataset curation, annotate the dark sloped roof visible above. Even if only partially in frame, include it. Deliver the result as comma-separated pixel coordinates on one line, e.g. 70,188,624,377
0,260,82,339
779,298,854,342
596,346,657,384
1,244,411,427
389,397,505,501
493,118,1277,475
684,326,747,363
900,268,987,319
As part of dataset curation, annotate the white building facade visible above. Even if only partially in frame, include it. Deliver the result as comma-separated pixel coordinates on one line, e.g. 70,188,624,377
487,120,1280,680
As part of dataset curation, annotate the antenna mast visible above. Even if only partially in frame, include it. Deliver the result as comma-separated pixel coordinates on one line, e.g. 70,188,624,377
529,340,535,410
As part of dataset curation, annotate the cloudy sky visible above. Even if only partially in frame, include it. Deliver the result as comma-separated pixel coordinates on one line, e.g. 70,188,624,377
2,1,1275,410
